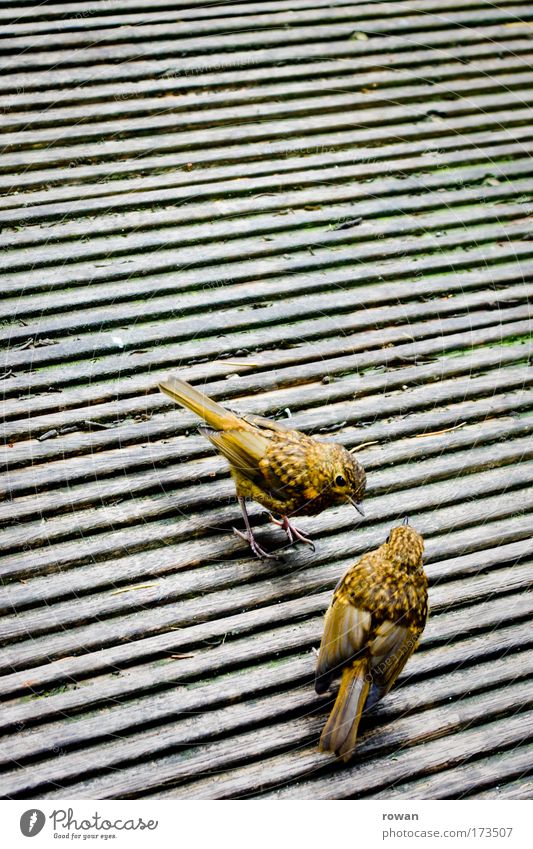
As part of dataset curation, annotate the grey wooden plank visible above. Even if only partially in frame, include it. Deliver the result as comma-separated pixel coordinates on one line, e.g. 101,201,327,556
0,0,514,28
1,423,530,570
1,436,530,637
5,68,533,154
144,686,533,800
0,272,531,394
3,222,533,358
2,90,532,198
1,250,530,401
371,743,533,799
3,80,532,173
2,551,531,734
5,636,532,799
1,22,527,95
2,410,530,535
2,585,532,779
0,535,529,704
2,432,531,615
2,121,533,217
4,124,533,234
4,8,533,74
3,52,532,132
4,375,531,492
0,0,393,34
5,140,533,248
0,2,531,803
2,337,530,457
0,488,530,674
6,1,523,54
472,777,533,799
1,308,529,437
4,190,531,293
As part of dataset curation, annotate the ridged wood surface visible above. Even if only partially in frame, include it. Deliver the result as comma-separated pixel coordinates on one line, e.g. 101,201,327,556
0,0,531,800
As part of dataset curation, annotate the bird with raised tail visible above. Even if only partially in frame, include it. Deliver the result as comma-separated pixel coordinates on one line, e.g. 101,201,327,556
158,376,366,559
315,522,428,761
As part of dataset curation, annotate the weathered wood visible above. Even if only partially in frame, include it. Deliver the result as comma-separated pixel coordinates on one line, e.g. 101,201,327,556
2,406,529,533
0,0,392,31
0,534,528,704
2,555,531,734
2,255,531,401
2,311,530,441
5,640,532,799
1,2,531,801
1,428,531,566
5,147,533,254
0,494,530,671
2,304,528,429
2,21,529,98
3,0,525,54
472,778,533,800
2,54,532,138
5,7,533,74
5,69,533,156
147,688,533,800
3,76,533,174
2,600,532,783
371,743,533,799
3,133,533,235
1,100,532,198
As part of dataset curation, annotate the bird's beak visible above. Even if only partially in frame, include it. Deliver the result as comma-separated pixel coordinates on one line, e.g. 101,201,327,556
350,498,365,517
402,516,409,526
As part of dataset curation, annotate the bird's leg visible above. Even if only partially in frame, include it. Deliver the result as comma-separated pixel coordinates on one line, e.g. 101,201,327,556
233,496,279,560
269,514,316,552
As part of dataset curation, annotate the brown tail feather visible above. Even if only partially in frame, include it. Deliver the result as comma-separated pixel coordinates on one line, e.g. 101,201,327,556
159,377,243,432
319,659,370,762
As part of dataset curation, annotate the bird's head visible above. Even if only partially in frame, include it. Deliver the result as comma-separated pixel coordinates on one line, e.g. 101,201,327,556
328,445,366,516
386,524,424,569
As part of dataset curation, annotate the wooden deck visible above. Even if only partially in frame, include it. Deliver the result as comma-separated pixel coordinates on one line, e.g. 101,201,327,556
0,0,532,800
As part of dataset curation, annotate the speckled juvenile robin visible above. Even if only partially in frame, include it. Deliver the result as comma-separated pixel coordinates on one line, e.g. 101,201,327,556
158,376,366,559
315,521,428,761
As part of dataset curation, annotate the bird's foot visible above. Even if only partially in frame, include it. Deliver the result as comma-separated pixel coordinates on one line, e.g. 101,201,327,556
232,527,280,560
269,515,316,552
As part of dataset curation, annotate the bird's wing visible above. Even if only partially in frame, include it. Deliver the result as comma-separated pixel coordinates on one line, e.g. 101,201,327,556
315,599,372,694
201,426,270,484
367,620,420,703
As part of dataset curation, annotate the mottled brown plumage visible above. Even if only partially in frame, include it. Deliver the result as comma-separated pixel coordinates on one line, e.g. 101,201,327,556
158,376,366,558
315,523,428,761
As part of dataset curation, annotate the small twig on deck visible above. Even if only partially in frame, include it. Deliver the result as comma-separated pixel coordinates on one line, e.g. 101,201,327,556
221,361,262,368
415,422,466,438
37,429,58,442
83,419,114,430
350,440,379,452
110,584,158,595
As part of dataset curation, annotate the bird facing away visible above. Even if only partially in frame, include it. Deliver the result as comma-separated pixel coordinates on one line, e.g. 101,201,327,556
158,376,366,559
315,522,428,762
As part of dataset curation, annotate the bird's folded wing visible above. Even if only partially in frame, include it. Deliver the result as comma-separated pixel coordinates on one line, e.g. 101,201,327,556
201,427,270,484
315,601,371,694
369,621,419,700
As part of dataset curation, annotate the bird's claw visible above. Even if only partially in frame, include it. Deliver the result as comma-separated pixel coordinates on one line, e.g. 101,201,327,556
232,527,280,560
268,514,316,552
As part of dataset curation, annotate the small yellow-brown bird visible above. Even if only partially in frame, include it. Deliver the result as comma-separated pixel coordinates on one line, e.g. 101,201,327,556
315,522,428,761
158,376,366,558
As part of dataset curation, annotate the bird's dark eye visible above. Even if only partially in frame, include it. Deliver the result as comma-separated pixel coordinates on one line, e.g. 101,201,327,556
335,475,346,487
